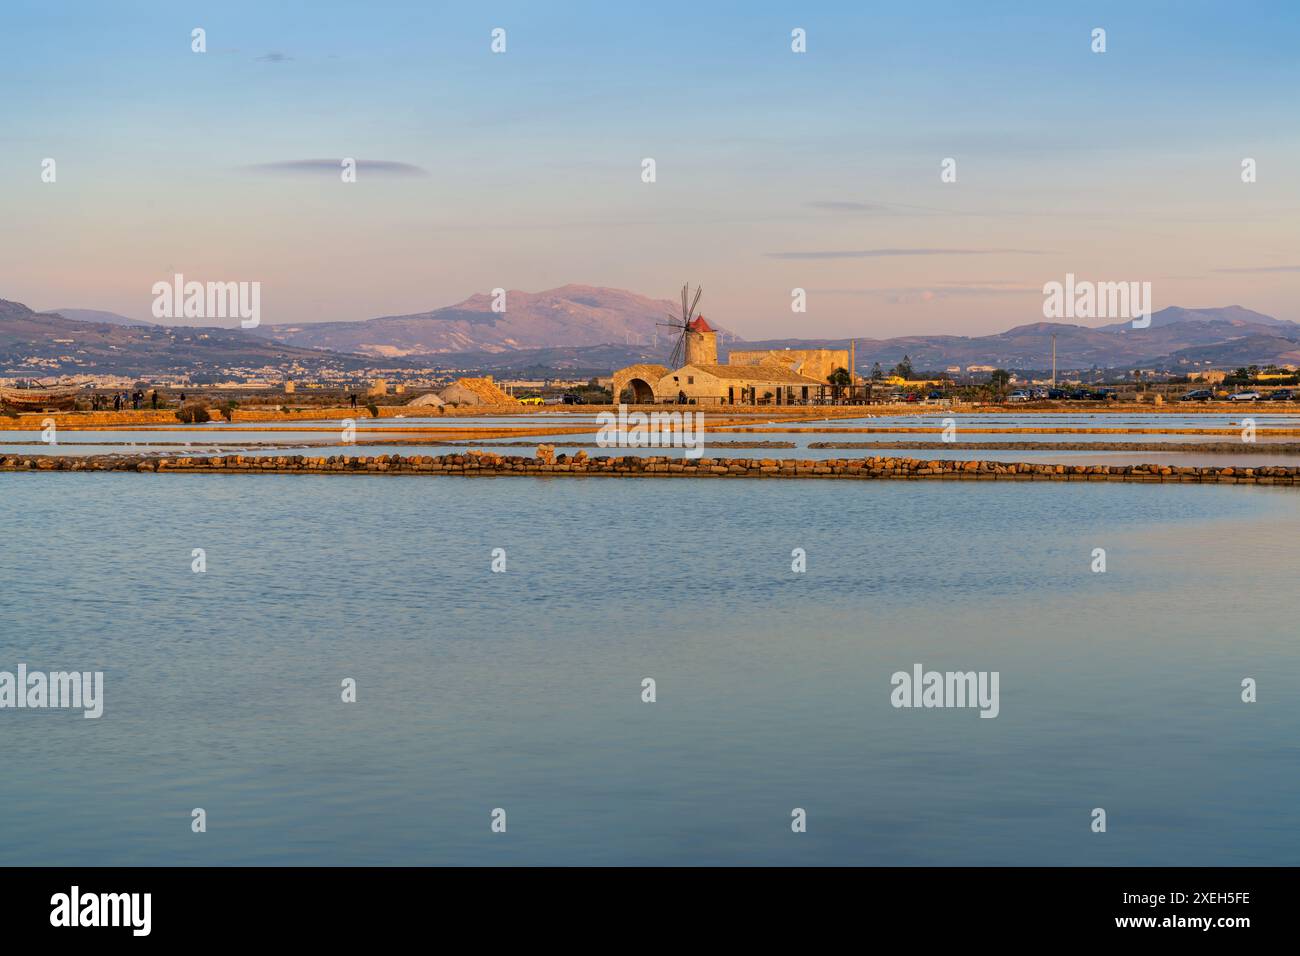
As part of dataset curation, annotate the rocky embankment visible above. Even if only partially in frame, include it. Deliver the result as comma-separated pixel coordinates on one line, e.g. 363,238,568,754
4,450,1300,484
808,440,1300,454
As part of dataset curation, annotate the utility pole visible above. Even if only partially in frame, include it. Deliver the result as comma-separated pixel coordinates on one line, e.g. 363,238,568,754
1051,333,1057,388
850,338,856,403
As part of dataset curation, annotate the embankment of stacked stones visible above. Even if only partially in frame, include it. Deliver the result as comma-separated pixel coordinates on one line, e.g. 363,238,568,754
3,450,1299,484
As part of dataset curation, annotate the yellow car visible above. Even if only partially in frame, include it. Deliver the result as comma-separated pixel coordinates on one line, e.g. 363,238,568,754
518,395,544,405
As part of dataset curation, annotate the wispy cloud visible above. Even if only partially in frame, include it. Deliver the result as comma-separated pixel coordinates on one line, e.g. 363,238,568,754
805,200,893,213
255,51,294,63
1212,265,1300,274
766,248,1048,260
242,159,429,177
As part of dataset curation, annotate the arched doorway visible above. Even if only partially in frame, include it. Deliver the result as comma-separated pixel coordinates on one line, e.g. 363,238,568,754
612,364,668,407
625,378,654,404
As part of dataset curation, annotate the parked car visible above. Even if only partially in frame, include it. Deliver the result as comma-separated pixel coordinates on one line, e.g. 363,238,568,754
1269,389,1294,401
903,392,921,403
1068,389,1091,400
1047,389,1067,400
1180,389,1214,401
517,395,544,406
560,393,586,405
1008,391,1030,402
1228,391,1261,401
1091,389,1117,401
926,391,944,401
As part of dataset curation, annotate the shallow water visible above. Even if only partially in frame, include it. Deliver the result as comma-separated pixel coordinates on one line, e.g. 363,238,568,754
1,473,1296,865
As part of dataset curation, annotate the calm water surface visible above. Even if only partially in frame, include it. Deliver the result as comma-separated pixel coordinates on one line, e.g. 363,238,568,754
1,473,1297,865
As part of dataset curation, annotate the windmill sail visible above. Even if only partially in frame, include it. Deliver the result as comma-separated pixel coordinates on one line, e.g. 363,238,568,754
658,283,703,368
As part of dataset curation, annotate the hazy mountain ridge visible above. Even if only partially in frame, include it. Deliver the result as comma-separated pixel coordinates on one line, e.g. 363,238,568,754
252,285,733,357
0,299,399,376
736,308,1300,371
6,291,1298,377
52,308,153,327
253,286,1299,370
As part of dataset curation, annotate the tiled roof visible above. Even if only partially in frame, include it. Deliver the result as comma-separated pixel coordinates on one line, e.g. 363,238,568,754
672,364,824,384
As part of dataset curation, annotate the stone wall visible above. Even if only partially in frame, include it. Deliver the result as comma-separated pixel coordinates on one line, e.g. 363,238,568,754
4,451,1298,485
728,349,848,383
0,404,540,429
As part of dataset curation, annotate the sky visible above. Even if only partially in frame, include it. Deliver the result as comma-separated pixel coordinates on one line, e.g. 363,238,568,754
2,0,1298,339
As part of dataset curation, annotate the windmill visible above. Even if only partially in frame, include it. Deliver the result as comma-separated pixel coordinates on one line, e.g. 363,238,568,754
658,283,703,369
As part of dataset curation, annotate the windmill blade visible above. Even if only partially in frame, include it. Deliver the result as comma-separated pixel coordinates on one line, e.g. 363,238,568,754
681,285,689,322
688,286,703,322
669,333,685,369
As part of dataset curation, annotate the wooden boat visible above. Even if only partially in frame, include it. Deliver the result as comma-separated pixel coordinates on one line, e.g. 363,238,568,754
0,384,81,411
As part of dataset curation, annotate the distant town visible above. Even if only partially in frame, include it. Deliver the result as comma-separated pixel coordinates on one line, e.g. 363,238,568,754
5,287,1300,411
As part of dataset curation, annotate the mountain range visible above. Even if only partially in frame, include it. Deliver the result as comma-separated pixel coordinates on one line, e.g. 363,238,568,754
0,299,397,379
52,308,153,327
4,287,1300,378
248,285,722,357
250,289,1300,370
734,306,1300,372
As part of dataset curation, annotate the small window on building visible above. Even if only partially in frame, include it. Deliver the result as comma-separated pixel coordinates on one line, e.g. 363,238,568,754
687,376,694,385
672,376,679,382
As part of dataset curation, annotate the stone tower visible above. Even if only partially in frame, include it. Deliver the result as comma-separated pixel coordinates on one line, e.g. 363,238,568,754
684,315,718,366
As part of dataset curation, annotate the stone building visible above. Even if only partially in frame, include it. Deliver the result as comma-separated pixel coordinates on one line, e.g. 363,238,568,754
683,316,718,365
655,363,825,406
610,309,852,405
612,364,670,404
728,348,849,384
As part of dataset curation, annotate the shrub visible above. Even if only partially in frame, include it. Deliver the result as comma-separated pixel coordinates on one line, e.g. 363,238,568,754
176,404,211,424
367,403,380,418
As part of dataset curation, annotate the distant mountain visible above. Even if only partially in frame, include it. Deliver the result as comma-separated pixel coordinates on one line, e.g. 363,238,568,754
10,293,1298,377
52,308,152,327
1165,334,1300,368
251,285,736,357
0,299,397,377
251,290,1296,373
417,343,666,375
1097,305,1295,331
741,307,1300,372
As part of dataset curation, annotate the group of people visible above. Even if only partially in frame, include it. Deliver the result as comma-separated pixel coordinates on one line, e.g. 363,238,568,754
90,389,184,411
90,391,142,411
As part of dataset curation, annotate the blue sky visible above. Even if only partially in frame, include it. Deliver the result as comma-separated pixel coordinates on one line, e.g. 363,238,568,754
2,0,1297,337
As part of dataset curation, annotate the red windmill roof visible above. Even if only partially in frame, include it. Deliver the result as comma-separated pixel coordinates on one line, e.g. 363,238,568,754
688,315,714,332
